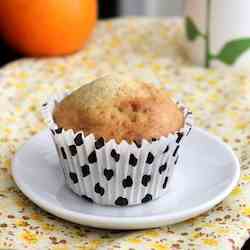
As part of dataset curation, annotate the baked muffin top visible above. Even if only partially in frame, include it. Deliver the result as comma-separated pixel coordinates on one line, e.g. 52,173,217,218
53,75,184,143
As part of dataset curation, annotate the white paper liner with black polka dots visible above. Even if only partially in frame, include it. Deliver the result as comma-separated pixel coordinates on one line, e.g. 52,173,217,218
42,93,193,206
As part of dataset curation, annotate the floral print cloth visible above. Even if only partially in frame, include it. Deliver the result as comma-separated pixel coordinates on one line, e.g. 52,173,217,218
0,17,250,250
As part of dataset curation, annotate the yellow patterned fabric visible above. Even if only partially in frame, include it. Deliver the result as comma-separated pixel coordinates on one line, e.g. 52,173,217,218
0,17,250,250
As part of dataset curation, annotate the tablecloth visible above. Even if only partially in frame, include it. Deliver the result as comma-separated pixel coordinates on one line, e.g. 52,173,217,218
0,17,250,250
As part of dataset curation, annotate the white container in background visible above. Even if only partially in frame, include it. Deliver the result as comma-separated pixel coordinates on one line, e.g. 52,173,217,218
119,0,183,17
184,0,250,67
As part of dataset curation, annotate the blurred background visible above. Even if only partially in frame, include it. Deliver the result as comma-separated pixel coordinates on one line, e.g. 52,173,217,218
100,0,183,18
0,0,183,66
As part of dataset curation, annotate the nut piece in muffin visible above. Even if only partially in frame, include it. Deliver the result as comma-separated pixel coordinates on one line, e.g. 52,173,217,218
53,75,184,143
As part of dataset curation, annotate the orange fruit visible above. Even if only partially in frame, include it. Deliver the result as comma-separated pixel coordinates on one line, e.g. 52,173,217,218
0,0,97,56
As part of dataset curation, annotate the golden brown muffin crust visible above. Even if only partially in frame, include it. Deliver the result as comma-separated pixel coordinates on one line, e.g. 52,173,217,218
53,75,184,143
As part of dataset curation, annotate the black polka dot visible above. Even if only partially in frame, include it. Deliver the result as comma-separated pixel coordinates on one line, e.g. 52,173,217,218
103,169,114,181
69,145,77,156
81,165,90,177
174,155,179,165
159,162,167,174
42,102,47,107
94,183,105,196
129,154,137,166
95,137,105,149
69,172,78,184
142,175,151,186
187,127,192,136
122,176,133,188
60,147,67,159
163,145,169,153
163,176,168,189
173,145,180,157
50,129,55,135
88,151,97,163
133,140,142,148
82,195,93,203
74,134,83,146
115,197,128,206
176,132,184,143
141,194,152,203
146,152,154,164
110,149,120,162
55,128,63,134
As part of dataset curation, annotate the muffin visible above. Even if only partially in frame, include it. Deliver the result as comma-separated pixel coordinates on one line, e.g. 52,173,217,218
42,75,192,206
53,75,184,143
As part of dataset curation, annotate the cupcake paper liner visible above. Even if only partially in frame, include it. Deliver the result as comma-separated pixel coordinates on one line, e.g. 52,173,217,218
42,93,193,206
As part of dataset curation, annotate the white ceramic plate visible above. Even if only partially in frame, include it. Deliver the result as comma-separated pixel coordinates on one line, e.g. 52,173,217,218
12,127,240,230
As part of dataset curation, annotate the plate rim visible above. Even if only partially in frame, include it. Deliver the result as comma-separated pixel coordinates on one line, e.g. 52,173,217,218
11,127,240,229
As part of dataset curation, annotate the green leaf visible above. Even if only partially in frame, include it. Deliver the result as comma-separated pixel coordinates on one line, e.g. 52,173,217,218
216,38,250,65
185,16,201,41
